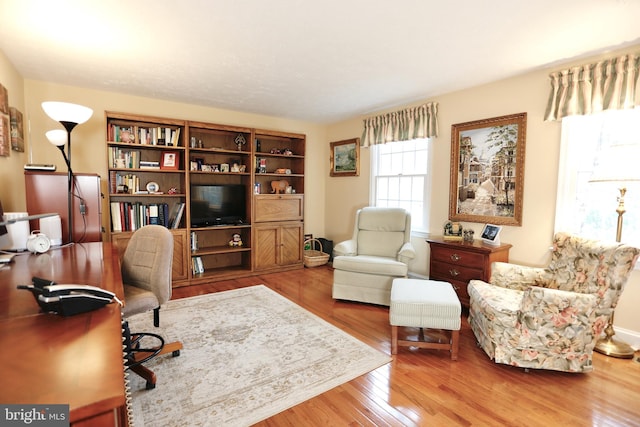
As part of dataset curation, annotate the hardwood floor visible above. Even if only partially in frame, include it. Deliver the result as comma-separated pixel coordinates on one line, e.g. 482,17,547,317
172,266,640,426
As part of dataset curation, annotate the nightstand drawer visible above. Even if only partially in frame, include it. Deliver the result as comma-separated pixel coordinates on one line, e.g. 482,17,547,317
431,247,485,268
430,260,483,283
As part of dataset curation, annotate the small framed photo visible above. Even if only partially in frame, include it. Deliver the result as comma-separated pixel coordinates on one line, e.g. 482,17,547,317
220,163,229,173
480,223,502,246
161,151,180,170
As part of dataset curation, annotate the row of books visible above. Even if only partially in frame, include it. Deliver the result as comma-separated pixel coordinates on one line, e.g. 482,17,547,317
111,172,141,194
108,147,141,169
110,201,185,232
191,256,205,275
109,124,181,147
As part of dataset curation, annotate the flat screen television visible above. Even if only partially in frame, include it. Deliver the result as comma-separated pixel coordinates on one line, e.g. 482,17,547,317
190,184,246,227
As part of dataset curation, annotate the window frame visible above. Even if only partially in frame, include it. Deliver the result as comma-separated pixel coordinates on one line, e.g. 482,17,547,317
369,138,432,237
555,108,640,255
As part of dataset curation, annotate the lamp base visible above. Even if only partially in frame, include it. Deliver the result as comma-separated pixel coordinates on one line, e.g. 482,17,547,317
594,336,635,359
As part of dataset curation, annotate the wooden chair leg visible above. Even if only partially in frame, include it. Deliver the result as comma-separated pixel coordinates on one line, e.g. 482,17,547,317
391,325,398,355
451,329,460,361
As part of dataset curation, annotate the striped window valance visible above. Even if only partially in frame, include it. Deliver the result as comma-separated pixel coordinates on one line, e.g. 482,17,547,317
361,102,438,147
544,53,640,121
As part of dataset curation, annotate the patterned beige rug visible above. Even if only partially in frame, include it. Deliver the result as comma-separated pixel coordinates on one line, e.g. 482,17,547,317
127,285,390,426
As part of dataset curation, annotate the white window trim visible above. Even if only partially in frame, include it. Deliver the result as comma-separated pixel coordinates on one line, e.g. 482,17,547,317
369,138,432,237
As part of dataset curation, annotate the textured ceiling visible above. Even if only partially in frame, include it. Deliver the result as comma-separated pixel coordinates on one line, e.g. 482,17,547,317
1,0,640,123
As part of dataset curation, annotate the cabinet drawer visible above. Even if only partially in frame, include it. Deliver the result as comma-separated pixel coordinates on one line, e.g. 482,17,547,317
254,195,303,222
431,246,484,268
430,260,483,284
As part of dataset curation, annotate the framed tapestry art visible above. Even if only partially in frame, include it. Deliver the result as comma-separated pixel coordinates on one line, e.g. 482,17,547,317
449,113,527,226
330,138,360,177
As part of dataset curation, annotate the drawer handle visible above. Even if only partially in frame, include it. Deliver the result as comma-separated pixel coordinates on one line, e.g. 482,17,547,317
450,253,460,262
449,269,460,277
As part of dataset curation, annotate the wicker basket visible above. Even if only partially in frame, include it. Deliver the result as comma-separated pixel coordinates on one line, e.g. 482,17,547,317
303,238,330,267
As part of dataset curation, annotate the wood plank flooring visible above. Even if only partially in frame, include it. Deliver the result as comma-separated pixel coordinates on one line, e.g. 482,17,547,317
172,266,640,426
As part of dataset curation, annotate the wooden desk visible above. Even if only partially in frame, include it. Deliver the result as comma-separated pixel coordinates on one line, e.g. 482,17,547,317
0,242,127,426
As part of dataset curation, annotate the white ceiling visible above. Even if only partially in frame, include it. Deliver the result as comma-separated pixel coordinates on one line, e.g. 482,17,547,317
1,0,640,123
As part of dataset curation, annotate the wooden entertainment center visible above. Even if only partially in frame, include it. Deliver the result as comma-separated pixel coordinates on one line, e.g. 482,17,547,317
105,112,305,287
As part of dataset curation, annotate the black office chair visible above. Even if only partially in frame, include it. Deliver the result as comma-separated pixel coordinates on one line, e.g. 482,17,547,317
121,225,183,390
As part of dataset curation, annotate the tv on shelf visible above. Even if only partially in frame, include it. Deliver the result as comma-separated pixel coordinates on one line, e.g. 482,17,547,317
190,184,246,227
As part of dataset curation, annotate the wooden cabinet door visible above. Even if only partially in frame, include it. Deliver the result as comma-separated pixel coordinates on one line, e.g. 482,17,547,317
280,222,303,266
254,222,302,271
254,224,278,270
111,229,188,283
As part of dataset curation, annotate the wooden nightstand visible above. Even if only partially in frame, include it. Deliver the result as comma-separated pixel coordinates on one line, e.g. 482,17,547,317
426,236,512,307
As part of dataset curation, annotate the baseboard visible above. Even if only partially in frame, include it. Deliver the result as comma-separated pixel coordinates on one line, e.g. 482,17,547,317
612,327,640,351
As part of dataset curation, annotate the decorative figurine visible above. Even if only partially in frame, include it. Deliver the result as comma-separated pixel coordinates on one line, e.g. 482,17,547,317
235,134,246,151
229,233,243,247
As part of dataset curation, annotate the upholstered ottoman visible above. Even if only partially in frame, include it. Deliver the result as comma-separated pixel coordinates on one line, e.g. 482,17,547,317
390,278,461,360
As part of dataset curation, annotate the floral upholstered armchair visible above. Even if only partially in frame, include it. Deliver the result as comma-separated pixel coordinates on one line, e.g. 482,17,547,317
468,232,639,373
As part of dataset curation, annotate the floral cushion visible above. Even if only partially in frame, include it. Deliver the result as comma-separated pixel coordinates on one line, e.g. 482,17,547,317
468,232,639,373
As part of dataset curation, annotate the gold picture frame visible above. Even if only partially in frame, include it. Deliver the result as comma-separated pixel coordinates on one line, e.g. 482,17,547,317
330,138,360,177
449,113,527,226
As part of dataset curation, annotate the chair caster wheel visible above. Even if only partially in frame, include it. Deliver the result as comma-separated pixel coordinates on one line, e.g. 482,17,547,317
172,350,180,357
145,381,156,390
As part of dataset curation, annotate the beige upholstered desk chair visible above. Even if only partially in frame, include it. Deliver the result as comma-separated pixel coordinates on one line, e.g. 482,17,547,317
121,224,183,389
332,207,416,306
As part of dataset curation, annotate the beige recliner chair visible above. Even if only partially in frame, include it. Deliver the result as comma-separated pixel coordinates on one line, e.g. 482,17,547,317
332,207,415,306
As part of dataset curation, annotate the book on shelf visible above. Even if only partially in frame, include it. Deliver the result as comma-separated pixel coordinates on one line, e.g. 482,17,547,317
109,202,171,232
109,124,183,147
109,147,141,169
191,256,204,275
139,160,160,169
168,202,185,229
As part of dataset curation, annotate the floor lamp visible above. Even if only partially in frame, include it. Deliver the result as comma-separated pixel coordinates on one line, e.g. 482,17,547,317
42,102,93,244
589,142,640,359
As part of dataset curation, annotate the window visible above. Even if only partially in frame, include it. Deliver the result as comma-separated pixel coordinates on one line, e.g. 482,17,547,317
370,138,431,234
556,108,640,248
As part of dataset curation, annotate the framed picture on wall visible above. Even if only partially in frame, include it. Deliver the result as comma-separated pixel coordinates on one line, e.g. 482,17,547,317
0,113,10,157
10,107,24,152
449,113,527,226
330,137,360,177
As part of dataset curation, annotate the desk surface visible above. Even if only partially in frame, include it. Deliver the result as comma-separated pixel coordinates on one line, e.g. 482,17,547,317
0,242,127,426
0,242,125,321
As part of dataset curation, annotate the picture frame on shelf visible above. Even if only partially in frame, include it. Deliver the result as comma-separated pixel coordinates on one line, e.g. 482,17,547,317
449,113,526,226
330,137,360,177
160,151,180,170
480,223,502,246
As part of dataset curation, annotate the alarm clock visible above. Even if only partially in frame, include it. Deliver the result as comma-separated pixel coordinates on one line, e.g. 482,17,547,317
27,232,51,254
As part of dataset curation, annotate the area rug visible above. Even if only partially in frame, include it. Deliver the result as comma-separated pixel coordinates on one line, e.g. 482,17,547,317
127,285,391,426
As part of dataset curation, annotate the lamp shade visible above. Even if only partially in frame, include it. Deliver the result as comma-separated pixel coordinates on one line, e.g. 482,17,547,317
45,129,67,147
589,143,640,183
42,102,93,125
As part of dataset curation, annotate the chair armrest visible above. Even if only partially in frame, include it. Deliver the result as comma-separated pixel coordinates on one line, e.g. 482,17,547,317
490,262,548,291
333,239,357,257
518,287,598,346
397,242,416,264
